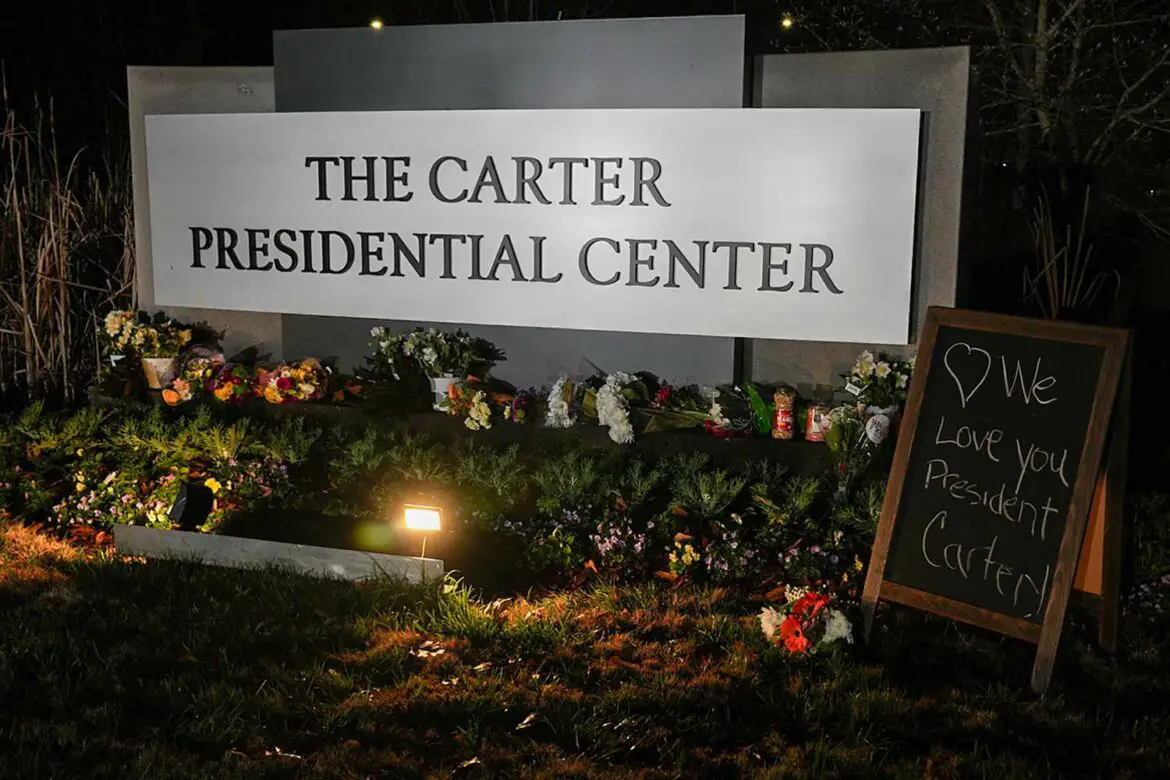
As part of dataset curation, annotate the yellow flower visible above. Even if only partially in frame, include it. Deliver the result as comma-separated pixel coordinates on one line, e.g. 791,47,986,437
204,478,222,495
75,482,86,493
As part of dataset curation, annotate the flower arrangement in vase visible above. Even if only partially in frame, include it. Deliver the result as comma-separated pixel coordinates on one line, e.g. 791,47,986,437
101,310,194,389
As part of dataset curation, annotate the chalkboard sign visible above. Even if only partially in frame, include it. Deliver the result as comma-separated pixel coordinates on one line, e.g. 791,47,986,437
862,307,1129,693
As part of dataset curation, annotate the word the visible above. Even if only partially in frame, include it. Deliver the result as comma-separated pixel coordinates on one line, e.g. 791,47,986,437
921,510,1051,618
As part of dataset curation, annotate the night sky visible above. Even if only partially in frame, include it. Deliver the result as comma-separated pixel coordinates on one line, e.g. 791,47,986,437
2,0,786,144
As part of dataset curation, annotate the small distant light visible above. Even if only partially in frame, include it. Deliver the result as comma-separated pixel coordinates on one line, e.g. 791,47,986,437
780,16,795,30
404,505,442,532
369,18,384,30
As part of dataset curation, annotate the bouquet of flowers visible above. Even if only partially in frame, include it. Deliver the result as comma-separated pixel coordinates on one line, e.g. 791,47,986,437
759,586,853,655
162,349,226,406
569,371,655,444
256,359,329,405
640,382,712,433
544,377,579,429
446,376,536,430
843,350,914,410
210,364,255,404
369,326,505,379
100,309,194,358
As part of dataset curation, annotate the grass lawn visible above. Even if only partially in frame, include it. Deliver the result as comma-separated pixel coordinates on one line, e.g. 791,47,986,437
1,523,1168,779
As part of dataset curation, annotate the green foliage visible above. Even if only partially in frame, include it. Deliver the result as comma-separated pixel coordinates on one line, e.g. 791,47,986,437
453,441,527,521
262,417,321,466
613,457,666,510
671,466,746,520
531,449,607,515
386,431,451,483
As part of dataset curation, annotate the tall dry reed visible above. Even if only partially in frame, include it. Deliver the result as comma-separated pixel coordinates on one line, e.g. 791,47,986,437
0,87,134,405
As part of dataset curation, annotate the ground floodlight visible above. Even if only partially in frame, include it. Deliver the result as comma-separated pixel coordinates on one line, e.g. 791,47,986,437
404,504,442,532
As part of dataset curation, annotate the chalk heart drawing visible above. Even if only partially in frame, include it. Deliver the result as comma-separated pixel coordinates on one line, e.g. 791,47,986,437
943,342,992,408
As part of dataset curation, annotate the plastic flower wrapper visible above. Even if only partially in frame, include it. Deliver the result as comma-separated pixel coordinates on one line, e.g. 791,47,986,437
703,385,755,438
640,381,711,434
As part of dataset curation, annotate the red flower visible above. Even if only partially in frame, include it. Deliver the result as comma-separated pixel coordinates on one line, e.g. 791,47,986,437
779,617,810,653
652,386,672,408
792,593,830,621
276,376,293,391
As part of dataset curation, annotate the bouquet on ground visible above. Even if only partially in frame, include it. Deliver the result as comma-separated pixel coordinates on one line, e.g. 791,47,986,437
369,326,505,379
582,371,649,444
162,349,226,406
256,359,329,405
545,370,709,444
445,375,538,430
210,363,256,404
759,586,853,655
639,381,712,433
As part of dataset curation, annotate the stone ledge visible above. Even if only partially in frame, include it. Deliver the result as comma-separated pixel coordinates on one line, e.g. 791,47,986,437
89,388,835,474
114,524,443,583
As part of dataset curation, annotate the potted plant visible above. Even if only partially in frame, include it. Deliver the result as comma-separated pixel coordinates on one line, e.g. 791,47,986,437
369,326,505,411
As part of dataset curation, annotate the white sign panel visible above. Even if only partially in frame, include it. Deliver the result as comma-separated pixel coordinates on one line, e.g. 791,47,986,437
145,108,920,343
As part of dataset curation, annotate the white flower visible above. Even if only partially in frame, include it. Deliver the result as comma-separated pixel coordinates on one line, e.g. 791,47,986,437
853,350,877,380
875,362,891,379
708,400,729,428
784,585,809,605
545,377,576,428
759,606,784,640
821,609,854,645
369,326,383,338
422,347,439,370
596,373,634,444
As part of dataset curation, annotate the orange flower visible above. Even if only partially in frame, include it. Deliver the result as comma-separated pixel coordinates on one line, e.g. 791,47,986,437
161,388,181,406
780,617,810,653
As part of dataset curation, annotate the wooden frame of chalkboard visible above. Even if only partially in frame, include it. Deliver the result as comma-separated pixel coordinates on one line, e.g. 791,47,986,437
861,306,1129,695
